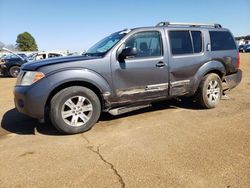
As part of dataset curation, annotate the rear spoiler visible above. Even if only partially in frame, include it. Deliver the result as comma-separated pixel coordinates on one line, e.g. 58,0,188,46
2,47,27,61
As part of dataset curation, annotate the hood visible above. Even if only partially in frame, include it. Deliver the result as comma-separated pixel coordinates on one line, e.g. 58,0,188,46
22,55,101,71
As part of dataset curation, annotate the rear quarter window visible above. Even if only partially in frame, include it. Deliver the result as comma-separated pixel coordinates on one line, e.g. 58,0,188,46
209,31,236,51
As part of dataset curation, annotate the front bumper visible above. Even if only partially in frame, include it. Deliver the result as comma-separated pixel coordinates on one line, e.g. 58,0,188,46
223,69,242,91
14,77,51,119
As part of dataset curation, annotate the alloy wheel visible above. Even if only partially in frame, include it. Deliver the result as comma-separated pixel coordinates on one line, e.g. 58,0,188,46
61,96,93,127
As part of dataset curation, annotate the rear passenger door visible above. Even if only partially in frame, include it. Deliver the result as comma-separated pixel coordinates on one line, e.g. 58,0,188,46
167,30,209,96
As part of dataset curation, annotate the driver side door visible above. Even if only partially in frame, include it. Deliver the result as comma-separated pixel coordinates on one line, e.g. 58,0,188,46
111,29,169,104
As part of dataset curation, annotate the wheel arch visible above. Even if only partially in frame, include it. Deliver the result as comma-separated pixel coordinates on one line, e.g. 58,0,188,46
45,80,105,111
43,68,113,112
190,60,226,95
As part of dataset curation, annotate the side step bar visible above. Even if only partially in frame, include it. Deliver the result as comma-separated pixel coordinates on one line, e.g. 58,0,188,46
108,104,151,116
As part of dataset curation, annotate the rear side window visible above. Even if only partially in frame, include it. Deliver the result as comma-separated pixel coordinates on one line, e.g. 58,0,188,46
209,31,236,51
169,31,193,55
191,31,202,53
169,30,203,55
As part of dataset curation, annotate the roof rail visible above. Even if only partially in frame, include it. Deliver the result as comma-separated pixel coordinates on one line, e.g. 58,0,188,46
156,22,222,28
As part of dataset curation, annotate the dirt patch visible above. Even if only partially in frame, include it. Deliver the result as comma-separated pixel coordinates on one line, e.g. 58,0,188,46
0,54,249,187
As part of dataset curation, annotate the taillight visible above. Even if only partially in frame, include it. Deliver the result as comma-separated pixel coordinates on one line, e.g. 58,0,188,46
237,52,240,68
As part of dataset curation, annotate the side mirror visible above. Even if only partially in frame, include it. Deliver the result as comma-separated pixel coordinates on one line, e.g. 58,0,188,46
119,47,137,60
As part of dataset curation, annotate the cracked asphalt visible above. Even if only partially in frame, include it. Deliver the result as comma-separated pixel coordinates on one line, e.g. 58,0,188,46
0,54,250,187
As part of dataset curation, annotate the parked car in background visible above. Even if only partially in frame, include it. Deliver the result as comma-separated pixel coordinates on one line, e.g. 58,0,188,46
243,44,250,52
238,44,245,52
30,52,65,61
27,53,38,61
0,50,66,77
0,52,29,77
1,53,27,61
0,55,6,63
14,22,242,134
0,54,7,59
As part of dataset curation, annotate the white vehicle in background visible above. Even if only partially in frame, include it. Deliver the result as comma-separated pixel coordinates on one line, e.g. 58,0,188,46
30,52,65,61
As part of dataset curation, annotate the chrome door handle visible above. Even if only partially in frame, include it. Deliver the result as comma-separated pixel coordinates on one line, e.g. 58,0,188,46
156,61,166,67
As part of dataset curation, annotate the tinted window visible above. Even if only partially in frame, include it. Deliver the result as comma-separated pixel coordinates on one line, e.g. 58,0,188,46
169,31,193,55
209,31,236,51
191,31,202,53
125,31,162,58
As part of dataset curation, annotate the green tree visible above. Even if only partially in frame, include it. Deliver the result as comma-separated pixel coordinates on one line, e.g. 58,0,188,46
16,32,38,51
245,35,250,40
235,35,250,41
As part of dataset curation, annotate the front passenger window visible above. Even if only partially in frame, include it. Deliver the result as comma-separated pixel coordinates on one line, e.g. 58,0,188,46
125,31,162,58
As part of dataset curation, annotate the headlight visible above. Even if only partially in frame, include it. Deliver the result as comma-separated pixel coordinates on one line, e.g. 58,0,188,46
16,71,45,86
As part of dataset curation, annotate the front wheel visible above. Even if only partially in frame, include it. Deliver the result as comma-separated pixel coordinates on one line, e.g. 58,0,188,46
9,66,20,77
196,73,222,109
50,86,101,134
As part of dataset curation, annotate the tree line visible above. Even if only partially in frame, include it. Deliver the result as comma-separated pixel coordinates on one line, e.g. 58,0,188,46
235,35,250,41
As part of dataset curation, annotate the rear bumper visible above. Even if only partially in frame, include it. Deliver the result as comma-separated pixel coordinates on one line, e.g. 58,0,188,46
223,69,242,91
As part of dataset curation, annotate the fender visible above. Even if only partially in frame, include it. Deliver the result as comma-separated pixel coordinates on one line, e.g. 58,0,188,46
190,60,226,95
46,68,112,95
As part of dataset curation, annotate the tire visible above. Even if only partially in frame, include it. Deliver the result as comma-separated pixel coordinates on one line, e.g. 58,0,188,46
9,66,20,78
50,86,101,134
196,73,222,109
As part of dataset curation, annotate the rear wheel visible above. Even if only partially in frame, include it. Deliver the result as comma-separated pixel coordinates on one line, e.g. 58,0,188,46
196,73,222,109
9,66,20,78
50,86,101,134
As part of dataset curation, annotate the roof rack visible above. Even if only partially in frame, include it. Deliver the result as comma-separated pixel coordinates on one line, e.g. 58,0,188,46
156,22,222,28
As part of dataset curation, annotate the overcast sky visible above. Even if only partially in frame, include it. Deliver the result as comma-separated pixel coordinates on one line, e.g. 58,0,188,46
0,0,249,51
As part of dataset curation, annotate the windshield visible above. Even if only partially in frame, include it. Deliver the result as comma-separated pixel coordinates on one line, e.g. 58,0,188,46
86,31,127,56
18,54,27,58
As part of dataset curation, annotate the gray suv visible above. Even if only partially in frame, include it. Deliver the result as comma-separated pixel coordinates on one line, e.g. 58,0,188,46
14,22,242,134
